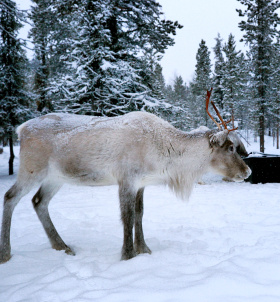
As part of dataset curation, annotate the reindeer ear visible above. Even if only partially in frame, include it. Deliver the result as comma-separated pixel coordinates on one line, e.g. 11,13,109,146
209,130,229,147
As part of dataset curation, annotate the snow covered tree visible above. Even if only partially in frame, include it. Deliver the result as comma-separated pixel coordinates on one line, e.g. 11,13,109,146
212,33,225,109
29,0,53,112
191,39,212,127
268,39,280,148
172,76,187,107
149,63,166,100
0,0,33,174
237,0,280,152
234,52,252,130
168,75,190,130
48,0,182,116
222,34,247,123
29,0,76,112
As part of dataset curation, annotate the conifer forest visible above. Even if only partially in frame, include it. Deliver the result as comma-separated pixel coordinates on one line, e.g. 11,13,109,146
1,0,280,174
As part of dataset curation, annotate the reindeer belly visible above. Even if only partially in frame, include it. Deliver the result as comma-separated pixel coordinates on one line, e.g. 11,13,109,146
54,158,117,186
70,173,116,186
63,169,116,186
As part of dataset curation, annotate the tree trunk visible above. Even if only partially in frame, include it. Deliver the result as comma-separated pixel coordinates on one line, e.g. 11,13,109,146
277,126,279,149
258,85,265,153
8,136,14,175
277,100,280,150
259,114,265,153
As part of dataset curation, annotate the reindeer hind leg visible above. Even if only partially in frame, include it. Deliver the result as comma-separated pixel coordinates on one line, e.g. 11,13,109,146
119,183,138,260
134,188,151,255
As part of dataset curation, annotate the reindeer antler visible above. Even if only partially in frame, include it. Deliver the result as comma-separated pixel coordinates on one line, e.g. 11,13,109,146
206,88,221,130
205,88,238,132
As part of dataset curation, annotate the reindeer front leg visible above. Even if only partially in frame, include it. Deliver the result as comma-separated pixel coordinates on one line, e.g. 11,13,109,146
119,184,137,260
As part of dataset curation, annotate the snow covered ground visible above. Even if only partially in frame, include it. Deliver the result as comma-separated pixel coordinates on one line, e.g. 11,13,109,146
1,134,280,302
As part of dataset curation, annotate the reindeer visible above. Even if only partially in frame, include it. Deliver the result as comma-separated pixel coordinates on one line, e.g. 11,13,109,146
0,90,251,263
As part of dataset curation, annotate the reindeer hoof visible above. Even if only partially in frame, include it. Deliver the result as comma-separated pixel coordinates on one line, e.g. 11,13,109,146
135,243,152,255
65,246,75,256
0,252,11,264
121,248,137,260
52,244,75,256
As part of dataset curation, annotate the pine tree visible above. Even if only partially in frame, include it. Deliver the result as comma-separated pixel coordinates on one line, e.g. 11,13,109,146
170,75,190,130
237,0,280,152
172,76,187,107
29,0,53,112
269,39,280,148
29,0,76,112
222,34,245,122
48,0,182,116
212,33,225,109
235,52,252,130
150,63,166,100
191,39,212,127
0,0,33,174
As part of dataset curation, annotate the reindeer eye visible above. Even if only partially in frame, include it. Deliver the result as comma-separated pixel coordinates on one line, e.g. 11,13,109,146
228,145,235,153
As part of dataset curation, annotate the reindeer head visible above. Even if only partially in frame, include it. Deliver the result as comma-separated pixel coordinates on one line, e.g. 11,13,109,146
205,89,251,182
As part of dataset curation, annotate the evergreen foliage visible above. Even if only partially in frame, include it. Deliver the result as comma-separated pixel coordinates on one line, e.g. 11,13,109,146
29,0,77,112
222,34,246,120
212,33,225,109
268,38,280,148
191,39,212,127
0,0,34,174
237,0,280,152
150,63,166,100
30,0,183,116
29,0,53,112
166,75,190,130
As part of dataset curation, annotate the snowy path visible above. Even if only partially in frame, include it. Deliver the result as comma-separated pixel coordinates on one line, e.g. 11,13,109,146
1,146,280,301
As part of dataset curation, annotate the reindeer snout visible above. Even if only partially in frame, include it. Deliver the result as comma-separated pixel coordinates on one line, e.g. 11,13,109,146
235,166,251,181
245,166,252,179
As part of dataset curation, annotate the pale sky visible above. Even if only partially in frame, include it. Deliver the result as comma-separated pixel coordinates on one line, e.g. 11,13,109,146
158,0,246,84
16,0,247,84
